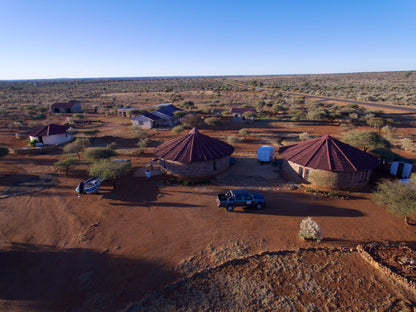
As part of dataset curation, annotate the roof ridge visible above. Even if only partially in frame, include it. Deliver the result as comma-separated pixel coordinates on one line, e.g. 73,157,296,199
302,137,326,167
330,137,358,171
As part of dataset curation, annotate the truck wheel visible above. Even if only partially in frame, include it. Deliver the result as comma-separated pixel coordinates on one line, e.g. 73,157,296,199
226,205,234,212
256,203,263,210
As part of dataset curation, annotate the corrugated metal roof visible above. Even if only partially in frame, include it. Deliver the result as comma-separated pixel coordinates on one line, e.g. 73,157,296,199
131,112,161,121
30,124,70,137
154,128,234,163
51,102,79,108
278,135,379,171
155,104,182,118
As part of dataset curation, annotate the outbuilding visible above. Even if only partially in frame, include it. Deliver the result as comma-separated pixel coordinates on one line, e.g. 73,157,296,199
278,135,380,190
51,101,81,113
29,124,73,146
131,112,161,129
154,128,234,178
231,107,256,123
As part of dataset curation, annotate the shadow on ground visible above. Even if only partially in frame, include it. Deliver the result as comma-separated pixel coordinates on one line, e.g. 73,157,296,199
0,243,181,311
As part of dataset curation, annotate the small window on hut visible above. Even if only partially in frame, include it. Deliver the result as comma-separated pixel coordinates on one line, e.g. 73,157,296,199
298,167,303,177
213,161,217,171
304,168,309,179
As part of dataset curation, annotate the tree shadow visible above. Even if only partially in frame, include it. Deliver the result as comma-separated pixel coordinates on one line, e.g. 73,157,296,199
0,243,181,311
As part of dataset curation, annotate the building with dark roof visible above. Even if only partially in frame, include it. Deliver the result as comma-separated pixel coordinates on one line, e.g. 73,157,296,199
51,101,81,113
278,135,380,190
131,112,161,129
231,107,255,123
154,128,234,178
152,104,183,127
29,124,72,145
130,104,183,129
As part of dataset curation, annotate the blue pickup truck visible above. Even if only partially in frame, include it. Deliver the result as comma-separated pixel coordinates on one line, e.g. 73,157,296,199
216,189,265,212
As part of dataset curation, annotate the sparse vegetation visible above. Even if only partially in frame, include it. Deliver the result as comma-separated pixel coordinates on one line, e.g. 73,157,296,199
226,135,239,146
89,159,131,189
299,217,322,242
84,147,117,161
63,142,83,159
373,179,416,224
171,125,185,134
54,157,78,176
342,130,391,152
204,117,222,127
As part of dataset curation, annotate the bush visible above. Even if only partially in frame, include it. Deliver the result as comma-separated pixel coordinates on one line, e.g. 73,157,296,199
373,179,416,224
299,132,309,141
181,113,201,128
90,158,132,189
401,138,415,152
131,125,147,139
84,128,99,136
63,142,83,159
239,128,250,139
299,217,322,242
171,125,185,134
84,148,117,161
8,121,25,129
204,117,222,127
107,142,118,150
342,130,391,152
54,157,78,176
227,135,239,146
28,122,43,129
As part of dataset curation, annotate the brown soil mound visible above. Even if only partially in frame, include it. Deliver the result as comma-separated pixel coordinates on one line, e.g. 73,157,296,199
127,248,416,312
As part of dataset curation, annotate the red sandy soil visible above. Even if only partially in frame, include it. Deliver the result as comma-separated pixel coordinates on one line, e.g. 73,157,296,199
0,117,415,311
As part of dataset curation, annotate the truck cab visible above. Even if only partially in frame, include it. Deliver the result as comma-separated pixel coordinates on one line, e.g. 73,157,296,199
216,189,265,212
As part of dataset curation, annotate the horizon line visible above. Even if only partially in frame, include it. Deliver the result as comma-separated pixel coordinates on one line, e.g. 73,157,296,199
1,69,415,82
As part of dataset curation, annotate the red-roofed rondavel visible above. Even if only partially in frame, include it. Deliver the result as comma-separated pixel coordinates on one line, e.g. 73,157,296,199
278,135,379,172
154,128,234,163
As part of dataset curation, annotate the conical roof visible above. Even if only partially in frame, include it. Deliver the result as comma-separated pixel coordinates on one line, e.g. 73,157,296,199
278,135,379,171
154,128,234,163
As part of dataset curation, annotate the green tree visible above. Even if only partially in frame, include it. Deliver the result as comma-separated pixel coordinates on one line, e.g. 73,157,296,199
204,117,222,127
89,159,131,189
181,113,201,128
137,137,150,153
0,146,9,158
342,130,391,152
366,117,385,134
84,148,117,162
63,142,83,159
171,125,185,134
54,157,78,176
373,179,416,224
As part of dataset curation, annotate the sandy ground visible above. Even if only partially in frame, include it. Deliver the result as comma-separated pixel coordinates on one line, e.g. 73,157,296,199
0,118,415,311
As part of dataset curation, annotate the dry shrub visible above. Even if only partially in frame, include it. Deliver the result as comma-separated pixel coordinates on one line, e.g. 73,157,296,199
299,217,322,242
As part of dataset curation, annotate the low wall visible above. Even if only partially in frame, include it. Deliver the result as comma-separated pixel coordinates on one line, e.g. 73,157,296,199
13,145,59,155
357,244,416,295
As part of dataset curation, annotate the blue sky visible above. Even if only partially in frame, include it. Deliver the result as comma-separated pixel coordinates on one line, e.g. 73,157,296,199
1,0,415,80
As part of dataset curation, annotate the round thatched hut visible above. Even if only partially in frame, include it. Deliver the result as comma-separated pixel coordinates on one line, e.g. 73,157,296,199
278,135,379,190
154,128,234,178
